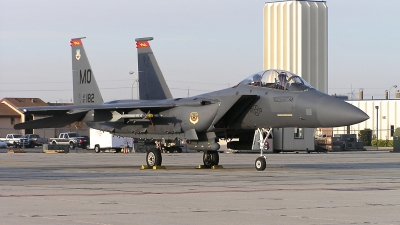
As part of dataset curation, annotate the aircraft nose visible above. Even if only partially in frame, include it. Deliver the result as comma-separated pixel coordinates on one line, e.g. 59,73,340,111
317,96,369,127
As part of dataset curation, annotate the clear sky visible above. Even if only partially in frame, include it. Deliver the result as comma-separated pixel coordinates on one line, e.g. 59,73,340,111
1,0,399,102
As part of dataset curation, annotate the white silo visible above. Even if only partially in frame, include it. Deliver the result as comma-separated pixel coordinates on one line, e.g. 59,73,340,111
263,0,327,93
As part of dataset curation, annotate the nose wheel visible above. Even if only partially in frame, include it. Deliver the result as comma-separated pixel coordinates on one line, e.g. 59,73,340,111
255,156,266,171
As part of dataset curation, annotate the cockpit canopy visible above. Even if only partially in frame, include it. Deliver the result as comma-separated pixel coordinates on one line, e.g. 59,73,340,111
239,69,314,91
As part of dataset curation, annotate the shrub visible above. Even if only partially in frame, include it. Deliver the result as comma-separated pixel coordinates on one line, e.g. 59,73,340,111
371,139,393,147
358,129,372,146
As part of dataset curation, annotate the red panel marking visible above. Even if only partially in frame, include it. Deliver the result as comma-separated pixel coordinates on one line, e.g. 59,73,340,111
136,41,150,48
70,39,82,47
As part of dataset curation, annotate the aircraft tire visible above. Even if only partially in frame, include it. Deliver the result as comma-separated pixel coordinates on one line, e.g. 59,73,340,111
203,151,218,168
146,148,162,167
255,157,266,171
212,151,219,165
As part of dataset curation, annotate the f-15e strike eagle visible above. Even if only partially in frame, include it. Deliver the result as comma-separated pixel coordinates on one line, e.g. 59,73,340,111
15,37,369,170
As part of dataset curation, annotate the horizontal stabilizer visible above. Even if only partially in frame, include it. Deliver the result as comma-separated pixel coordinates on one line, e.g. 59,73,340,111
14,111,87,129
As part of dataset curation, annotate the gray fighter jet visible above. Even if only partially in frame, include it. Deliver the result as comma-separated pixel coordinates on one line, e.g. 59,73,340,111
15,37,369,171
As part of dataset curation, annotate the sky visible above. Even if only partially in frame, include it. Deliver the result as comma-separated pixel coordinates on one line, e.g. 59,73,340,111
1,0,400,102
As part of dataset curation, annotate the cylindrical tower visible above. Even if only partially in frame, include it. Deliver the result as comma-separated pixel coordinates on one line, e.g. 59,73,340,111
263,0,328,93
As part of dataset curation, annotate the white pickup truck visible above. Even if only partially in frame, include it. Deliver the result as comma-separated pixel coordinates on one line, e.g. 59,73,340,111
0,134,29,148
49,132,89,149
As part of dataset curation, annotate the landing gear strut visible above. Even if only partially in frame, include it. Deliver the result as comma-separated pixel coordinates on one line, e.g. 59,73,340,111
253,128,273,171
203,151,219,168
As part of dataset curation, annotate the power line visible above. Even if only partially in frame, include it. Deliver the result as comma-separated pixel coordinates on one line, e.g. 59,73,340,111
1,78,230,86
0,86,215,93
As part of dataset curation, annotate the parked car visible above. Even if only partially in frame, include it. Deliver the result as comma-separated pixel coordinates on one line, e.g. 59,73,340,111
0,134,29,148
24,134,48,148
0,140,7,148
78,135,90,149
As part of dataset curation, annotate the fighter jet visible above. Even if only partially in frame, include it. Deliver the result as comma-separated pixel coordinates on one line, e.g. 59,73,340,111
15,37,369,171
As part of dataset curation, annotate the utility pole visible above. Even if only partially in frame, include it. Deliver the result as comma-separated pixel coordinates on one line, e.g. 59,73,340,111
375,105,379,150
129,71,134,99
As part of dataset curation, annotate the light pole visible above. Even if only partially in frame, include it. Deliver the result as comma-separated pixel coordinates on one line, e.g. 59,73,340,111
388,85,397,99
129,71,139,99
136,75,139,99
375,105,379,149
129,71,134,99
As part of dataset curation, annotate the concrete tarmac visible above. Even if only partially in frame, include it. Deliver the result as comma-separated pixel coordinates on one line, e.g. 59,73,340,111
1,150,400,225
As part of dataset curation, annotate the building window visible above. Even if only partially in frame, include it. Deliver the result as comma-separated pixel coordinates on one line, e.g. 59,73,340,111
10,118,15,125
294,127,304,139
391,125,395,137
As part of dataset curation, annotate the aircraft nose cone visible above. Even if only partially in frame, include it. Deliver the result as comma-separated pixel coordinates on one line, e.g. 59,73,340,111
317,96,369,127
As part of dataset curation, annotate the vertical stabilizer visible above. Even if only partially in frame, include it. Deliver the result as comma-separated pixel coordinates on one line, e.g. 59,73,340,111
70,38,104,105
135,37,172,100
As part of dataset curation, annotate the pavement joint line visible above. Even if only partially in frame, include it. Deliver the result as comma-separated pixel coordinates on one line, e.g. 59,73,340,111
2,185,400,198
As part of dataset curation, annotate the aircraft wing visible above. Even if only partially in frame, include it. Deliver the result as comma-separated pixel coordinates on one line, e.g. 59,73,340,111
14,111,89,129
14,100,176,130
19,100,176,116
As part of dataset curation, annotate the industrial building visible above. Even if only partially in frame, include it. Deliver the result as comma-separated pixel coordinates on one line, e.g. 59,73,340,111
333,98,400,141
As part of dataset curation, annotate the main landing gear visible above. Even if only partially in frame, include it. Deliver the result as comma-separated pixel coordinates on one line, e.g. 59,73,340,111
144,148,221,169
202,151,219,168
143,129,272,170
146,148,162,167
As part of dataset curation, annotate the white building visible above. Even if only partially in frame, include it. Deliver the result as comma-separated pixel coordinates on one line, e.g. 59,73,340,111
333,100,400,140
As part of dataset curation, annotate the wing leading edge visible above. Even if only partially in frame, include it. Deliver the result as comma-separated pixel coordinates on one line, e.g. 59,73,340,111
14,101,176,130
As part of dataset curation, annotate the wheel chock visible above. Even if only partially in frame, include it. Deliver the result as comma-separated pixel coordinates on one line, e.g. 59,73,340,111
211,165,224,169
43,150,65,154
44,151,58,154
140,165,150,170
140,165,166,170
7,149,26,153
152,166,166,170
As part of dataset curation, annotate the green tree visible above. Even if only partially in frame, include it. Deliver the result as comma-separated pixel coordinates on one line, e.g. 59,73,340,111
358,129,372,146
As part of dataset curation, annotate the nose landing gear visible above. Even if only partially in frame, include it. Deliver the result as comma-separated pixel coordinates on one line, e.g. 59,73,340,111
252,128,272,171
